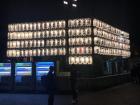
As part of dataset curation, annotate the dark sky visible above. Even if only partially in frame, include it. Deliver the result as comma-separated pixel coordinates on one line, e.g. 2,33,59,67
0,0,139,59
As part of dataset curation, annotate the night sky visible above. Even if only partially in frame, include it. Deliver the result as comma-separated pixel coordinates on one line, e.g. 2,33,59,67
0,0,139,60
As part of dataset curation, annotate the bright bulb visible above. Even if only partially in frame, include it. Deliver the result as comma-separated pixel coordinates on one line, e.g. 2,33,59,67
72,4,77,7
63,1,68,5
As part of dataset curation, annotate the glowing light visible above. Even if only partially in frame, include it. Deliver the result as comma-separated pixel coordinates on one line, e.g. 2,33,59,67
72,4,77,7
63,0,68,5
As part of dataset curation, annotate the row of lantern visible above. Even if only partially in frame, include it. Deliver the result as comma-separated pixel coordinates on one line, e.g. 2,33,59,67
8,21,66,32
8,39,66,48
8,40,45,48
68,28,91,36
69,56,93,64
93,28,130,44
8,18,129,38
94,37,130,50
93,19,129,38
69,37,92,46
8,30,66,40
68,18,91,27
7,48,66,57
69,47,92,55
46,39,66,46
94,46,131,57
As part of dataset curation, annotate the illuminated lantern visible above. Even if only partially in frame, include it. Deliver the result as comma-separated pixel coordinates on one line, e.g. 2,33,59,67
32,49,36,56
29,23,33,30
71,57,75,64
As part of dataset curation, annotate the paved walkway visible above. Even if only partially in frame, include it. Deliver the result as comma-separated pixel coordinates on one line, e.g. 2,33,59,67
0,83,140,105
78,83,140,105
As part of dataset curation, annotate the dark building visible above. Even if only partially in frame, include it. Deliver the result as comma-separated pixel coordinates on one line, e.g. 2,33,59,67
0,0,135,92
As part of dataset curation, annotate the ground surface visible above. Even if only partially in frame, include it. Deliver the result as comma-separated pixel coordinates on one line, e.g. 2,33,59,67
0,83,140,105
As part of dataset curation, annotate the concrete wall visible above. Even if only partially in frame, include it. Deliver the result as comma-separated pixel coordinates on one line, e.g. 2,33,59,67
57,73,131,92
